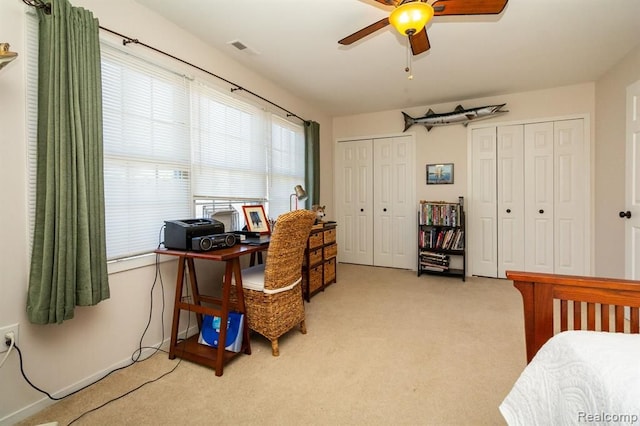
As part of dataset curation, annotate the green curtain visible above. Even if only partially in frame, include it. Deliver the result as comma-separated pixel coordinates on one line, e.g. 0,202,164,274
304,121,320,207
27,0,109,324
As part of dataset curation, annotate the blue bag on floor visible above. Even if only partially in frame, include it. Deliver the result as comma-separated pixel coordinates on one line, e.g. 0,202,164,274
198,312,244,353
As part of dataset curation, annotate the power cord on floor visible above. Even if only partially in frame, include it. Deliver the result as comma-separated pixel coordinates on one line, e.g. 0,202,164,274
9,224,194,425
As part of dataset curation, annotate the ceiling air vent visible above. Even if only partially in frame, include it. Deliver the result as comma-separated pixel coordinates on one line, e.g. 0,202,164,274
230,40,247,51
227,40,259,56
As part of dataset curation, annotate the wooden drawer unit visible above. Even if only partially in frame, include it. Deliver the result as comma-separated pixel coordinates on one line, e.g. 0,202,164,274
323,258,336,284
304,247,323,267
304,264,323,294
324,243,337,260
308,232,324,249
302,223,338,301
323,228,336,244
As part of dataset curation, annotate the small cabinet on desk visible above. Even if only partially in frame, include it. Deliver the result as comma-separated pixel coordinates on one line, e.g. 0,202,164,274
303,222,337,301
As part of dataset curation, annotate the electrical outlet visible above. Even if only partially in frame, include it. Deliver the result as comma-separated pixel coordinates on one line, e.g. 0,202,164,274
0,323,19,353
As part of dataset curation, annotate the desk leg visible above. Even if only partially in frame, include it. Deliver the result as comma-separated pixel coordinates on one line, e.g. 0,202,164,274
169,256,187,360
231,259,252,356
215,260,237,376
186,258,203,330
249,252,263,266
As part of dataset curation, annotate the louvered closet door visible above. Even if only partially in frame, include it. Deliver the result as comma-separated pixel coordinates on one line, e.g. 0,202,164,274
336,139,374,265
497,125,525,278
524,122,555,273
470,127,498,277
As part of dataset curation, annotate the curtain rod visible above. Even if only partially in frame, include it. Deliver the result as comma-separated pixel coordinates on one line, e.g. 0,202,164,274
21,0,310,125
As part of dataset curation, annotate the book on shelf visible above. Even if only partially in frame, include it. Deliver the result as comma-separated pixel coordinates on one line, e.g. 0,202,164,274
452,230,464,250
420,250,449,258
421,260,449,268
421,229,464,250
420,251,450,268
420,264,449,272
418,200,462,227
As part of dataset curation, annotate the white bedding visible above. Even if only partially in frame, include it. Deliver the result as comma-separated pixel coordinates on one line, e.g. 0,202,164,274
500,331,640,425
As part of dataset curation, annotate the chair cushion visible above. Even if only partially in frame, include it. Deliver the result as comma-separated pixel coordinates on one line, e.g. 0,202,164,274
236,264,266,292
232,264,301,294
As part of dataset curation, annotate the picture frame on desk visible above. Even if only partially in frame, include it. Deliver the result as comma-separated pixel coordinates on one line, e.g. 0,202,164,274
242,205,270,234
426,163,454,185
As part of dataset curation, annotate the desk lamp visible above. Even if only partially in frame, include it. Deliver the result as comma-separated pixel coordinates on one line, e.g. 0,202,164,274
289,185,308,211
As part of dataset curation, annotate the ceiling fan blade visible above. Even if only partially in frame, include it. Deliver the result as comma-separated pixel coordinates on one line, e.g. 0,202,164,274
338,17,390,45
373,0,400,5
432,0,508,16
410,28,430,55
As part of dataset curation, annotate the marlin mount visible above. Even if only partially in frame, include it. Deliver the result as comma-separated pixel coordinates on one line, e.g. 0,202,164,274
402,103,508,132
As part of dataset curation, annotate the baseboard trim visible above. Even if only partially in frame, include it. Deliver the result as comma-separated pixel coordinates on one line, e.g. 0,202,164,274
1,325,199,426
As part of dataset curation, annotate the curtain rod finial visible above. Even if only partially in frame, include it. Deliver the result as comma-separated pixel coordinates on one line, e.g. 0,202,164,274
22,0,51,14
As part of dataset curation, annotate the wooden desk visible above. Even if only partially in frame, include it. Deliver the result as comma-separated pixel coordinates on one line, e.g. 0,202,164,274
155,243,268,376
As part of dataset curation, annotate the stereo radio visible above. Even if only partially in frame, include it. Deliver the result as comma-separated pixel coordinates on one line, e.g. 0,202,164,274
191,233,238,252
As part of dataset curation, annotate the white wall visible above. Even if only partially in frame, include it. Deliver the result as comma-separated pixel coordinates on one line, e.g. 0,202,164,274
333,82,596,238
0,1,332,423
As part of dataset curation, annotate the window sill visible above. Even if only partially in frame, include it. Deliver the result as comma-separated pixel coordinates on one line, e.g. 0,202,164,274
107,252,173,275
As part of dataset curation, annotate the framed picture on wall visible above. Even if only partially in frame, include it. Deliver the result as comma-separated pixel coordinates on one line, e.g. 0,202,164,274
426,163,454,185
242,205,271,234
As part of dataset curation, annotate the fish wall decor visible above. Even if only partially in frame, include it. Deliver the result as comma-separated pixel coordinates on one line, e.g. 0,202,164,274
402,103,508,132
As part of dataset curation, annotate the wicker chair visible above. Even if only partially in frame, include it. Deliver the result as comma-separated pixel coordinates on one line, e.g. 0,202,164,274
232,209,316,356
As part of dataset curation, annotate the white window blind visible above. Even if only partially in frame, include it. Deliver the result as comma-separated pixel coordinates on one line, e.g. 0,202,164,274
191,82,267,200
26,26,308,264
269,115,305,218
26,11,38,250
101,43,191,260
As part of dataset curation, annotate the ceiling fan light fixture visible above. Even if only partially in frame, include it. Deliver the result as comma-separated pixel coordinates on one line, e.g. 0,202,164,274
389,2,434,36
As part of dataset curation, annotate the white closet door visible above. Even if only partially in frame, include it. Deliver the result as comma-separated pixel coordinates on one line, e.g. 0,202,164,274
524,122,555,273
554,119,586,275
497,125,525,278
373,136,415,269
336,139,374,265
626,81,640,280
471,127,498,277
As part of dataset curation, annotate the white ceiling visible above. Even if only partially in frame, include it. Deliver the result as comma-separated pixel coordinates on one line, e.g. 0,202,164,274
131,0,640,117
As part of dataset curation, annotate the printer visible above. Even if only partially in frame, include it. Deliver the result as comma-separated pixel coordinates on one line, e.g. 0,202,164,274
164,218,225,250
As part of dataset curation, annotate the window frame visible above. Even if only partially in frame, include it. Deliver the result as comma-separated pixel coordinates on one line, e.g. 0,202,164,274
25,25,306,273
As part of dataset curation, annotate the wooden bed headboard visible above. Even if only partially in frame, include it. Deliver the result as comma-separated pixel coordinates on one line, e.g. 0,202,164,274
506,270,640,363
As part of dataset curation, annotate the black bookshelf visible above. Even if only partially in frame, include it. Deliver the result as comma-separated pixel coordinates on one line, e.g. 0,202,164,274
417,198,465,281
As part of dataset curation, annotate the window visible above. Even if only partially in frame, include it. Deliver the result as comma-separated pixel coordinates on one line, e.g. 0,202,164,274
101,43,192,259
26,26,306,263
191,82,268,201
270,115,306,217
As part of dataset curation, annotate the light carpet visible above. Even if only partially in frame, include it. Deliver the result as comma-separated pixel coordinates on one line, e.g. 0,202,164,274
18,263,526,425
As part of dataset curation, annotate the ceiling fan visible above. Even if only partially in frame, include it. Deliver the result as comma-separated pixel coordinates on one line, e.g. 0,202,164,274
338,0,509,56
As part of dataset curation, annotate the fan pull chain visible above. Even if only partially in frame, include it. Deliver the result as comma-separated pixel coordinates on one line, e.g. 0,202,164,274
405,38,414,80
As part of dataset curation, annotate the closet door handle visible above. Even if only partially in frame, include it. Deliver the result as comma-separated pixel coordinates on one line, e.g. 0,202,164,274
360,208,364,212
539,209,544,214
619,210,632,219
506,209,511,213
383,208,387,212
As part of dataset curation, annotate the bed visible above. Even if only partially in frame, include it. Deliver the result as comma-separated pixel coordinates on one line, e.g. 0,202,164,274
500,271,640,425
